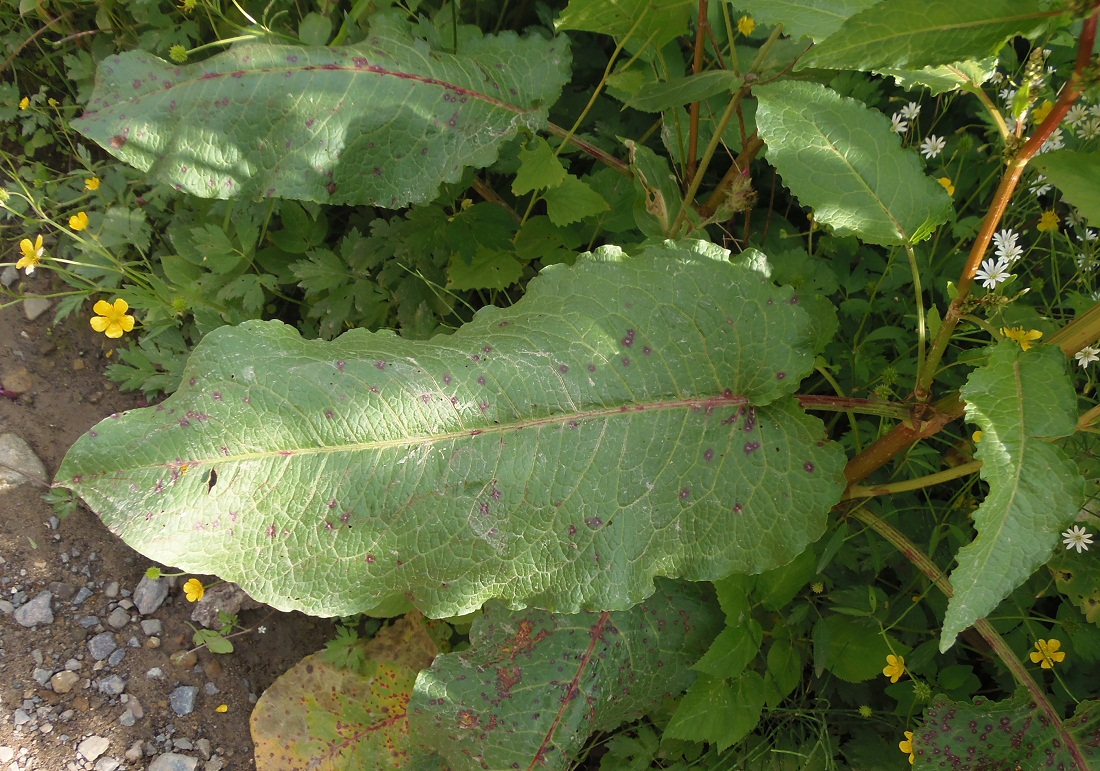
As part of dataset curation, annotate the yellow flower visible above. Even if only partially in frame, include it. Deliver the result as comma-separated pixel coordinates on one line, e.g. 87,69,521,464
183,577,205,602
85,176,100,191
937,177,955,196
1032,100,1054,124
17,234,45,275
1001,327,1043,351
1037,209,1060,232
899,731,915,765
882,654,906,683
47,98,58,107
215,704,228,713
90,298,136,339
737,15,755,36
69,211,89,231
180,0,197,10
169,45,188,64
972,430,983,443
1029,638,1066,669
19,96,28,110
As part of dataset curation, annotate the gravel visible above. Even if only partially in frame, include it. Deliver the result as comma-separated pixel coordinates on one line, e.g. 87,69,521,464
88,631,118,660
14,591,54,627
132,575,169,615
147,752,199,771
169,685,199,716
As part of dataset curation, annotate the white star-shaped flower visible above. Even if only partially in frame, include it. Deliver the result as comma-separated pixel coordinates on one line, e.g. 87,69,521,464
919,135,946,159
890,113,908,134
1062,525,1094,553
1075,345,1100,368
975,258,1011,289
900,101,921,120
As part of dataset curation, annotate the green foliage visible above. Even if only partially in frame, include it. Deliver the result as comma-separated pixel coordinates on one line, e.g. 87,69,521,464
10,0,1100,766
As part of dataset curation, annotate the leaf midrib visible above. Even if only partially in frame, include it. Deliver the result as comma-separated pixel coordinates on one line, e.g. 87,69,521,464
78,391,751,477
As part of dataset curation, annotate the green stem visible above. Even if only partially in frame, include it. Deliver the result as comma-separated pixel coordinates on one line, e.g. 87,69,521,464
843,460,981,500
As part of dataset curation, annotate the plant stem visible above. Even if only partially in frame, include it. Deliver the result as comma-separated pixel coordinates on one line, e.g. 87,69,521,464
796,394,913,420
686,0,710,183
843,460,980,500
848,508,1089,770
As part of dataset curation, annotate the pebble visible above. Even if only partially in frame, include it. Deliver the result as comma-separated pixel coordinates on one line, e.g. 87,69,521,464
107,647,127,667
13,709,30,726
204,758,225,771
125,741,144,761
98,675,126,695
95,758,121,771
133,576,169,615
78,735,110,762
203,682,219,696
88,632,118,661
0,599,14,614
146,752,198,771
169,685,199,716
195,739,211,760
22,296,52,321
50,671,80,694
33,667,53,686
48,581,76,600
104,581,120,598
119,710,136,728
79,615,101,628
0,367,33,395
14,591,54,627
123,694,144,719
0,433,46,494
0,265,17,287
141,619,163,636
146,667,164,680
72,587,93,605
107,607,130,629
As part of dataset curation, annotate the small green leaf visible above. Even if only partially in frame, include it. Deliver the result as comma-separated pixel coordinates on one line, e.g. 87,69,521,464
298,12,332,46
193,628,234,654
735,0,880,43
880,58,997,96
755,80,952,246
512,136,567,195
1050,549,1100,627
1032,150,1100,225
693,621,763,679
813,615,895,683
763,636,801,707
624,71,741,113
943,343,1085,651
798,0,1049,72
446,248,523,290
664,672,766,751
542,174,609,226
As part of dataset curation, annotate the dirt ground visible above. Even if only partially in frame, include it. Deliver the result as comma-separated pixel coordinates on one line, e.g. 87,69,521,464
0,275,334,770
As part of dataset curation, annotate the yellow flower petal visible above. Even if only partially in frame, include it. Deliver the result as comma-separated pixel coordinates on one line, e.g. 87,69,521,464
183,577,205,602
937,177,955,196
215,703,228,712
90,316,109,333
737,15,755,36
85,177,101,191
1037,210,1060,233
69,211,89,231
882,654,906,683
19,97,28,110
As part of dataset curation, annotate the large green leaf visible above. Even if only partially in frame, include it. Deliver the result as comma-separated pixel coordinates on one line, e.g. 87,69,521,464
755,81,952,246
72,15,570,207
913,694,1100,768
733,0,880,43
942,343,1084,652
57,242,846,619
879,58,997,96
798,0,1050,72
407,579,721,771
1032,150,1100,225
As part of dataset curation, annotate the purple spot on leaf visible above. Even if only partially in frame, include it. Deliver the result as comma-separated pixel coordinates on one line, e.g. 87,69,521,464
622,358,631,367
744,441,761,454
776,372,786,380
587,364,596,372
267,524,277,538
477,376,486,385
366,554,376,563
559,364,569,373
679,488,691,500
704,448,714,462
336,360,346,371
375,360,386,370
804,462,815,473
733,503,743,513
585,517,603,530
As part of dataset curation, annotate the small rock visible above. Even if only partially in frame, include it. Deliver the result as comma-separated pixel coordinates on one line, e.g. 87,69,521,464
147,752,199,771
95,757,121,771
133,576,169,615
14,591,53,627
194,739,211,760
79,615,101,628
108,648,126,667
0,433,46,492
204,758,225,771
171,650,198,669
107,607,130,629
125,695,144,719
98,675,126,696
104,581,120,598
39,721,53,733
72,587,93,605
1,265,18,287
119,710,136,727
168,685,199,716
203,682,219,696
125,741,144,761
190,583,260,629
13,709,30,726
173,739,193,751
88,632,117,661
72,358,86,372
33,667,53,687
50,671,80,694
145,667,164,680
78,735,110,762
141,619,163,636
48,581,76,601
0,599,14,614
22,296,51,321
0,367,32,395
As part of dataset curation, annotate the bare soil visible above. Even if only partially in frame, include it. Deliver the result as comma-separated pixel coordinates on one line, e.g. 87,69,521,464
0,278,333,770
